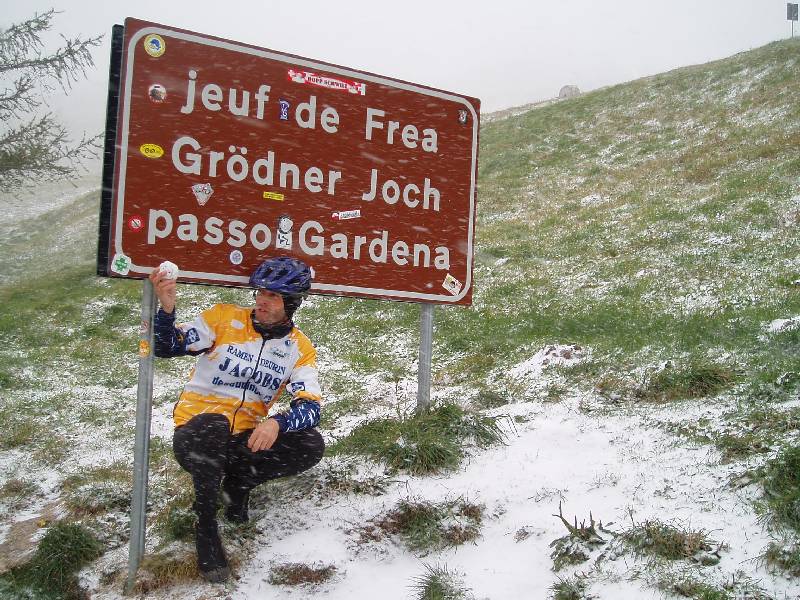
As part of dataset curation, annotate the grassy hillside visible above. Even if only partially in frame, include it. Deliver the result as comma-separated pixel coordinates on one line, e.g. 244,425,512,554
1,37,799,598
466,38,800,390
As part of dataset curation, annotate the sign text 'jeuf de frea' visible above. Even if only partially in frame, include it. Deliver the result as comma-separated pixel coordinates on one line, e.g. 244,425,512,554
100,19,480,304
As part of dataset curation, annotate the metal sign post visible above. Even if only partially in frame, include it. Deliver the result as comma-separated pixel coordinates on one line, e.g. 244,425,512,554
124,279,155,594
416,304,434,413
790,3,799,37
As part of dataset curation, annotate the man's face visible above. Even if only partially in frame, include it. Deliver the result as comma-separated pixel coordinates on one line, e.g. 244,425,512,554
253,289,287,325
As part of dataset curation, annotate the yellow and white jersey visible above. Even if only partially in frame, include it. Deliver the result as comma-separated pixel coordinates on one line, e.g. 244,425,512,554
170,304,321,434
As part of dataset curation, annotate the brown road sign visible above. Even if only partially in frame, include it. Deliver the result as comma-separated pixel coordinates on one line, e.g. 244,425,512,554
99,18,480,305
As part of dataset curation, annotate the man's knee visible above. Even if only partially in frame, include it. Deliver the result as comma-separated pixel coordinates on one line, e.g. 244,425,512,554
273,427,325,472
173,413,230,472
293,427,325,470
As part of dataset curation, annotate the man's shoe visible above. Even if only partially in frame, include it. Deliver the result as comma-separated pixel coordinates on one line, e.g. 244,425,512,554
195,522,230,583
222,481,250,524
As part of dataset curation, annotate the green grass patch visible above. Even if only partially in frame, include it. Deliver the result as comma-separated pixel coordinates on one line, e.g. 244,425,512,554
62,461,131,492
262,457,390,504
668,399,800,461
620,518,721,563
764,541,800,577
158,500,195,543
0,416,37,450
0,478,36,500
550,575,590,600
0,478,37,511
410,564,472,600
760,444,800,533
328,402,504,474
471,388,509,409
638,361,737,402
65,481,130,517
0,522,103,599
63,462,133,517
319,392,365,429
664,576,731,600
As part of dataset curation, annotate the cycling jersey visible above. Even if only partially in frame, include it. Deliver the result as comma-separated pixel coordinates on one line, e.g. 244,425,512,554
154,303,321,434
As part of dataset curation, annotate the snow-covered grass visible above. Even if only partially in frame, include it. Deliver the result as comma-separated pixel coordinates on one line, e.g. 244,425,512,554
1,37,800,599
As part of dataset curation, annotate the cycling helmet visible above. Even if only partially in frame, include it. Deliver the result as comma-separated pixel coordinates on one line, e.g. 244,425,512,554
250,257,312,318
249,257,312,295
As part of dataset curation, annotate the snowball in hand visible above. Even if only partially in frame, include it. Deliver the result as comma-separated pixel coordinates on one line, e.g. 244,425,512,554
158,261,179,280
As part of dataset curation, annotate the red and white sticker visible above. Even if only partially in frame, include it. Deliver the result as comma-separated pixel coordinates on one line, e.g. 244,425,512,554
128,215,144,231
287,69,366,95
332,209,361,220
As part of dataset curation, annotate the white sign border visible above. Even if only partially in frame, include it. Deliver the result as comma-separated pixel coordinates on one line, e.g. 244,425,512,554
114,23,479,304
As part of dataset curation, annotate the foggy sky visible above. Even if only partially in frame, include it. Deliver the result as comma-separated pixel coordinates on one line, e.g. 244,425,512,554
1,0,794,138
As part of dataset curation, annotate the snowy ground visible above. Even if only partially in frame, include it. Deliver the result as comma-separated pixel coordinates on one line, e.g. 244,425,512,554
76,346,800,600
4,39,800,598
233,406,796,599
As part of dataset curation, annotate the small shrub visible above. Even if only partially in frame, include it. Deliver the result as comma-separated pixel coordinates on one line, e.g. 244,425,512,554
667,576,731,599
764,541,800,576
550,503,609,571
620,518,721,563
761,444,800,533
410,564,472,600
639,361,736,402
268,562,336,586
1,521,103,599
550,575,590,600
362,497,483,554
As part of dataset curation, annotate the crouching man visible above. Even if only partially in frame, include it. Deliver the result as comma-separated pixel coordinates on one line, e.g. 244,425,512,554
148,256,324,582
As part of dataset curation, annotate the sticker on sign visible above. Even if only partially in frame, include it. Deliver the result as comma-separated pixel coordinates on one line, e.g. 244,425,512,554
332,210,361,220
98,18,480,305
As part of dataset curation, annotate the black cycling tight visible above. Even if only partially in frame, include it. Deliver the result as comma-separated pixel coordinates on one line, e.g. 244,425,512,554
172,413,325,523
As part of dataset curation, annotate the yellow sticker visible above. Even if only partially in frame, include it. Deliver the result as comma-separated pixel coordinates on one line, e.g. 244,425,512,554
138,340,151,358
143,34,166,58
140,143,164,159
263,191,285,201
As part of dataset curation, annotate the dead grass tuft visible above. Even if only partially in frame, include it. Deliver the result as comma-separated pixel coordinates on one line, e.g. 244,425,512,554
359,497,483,554
268,562,337,586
